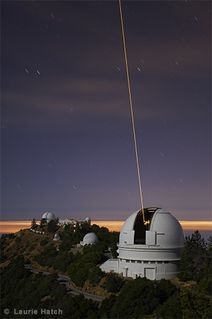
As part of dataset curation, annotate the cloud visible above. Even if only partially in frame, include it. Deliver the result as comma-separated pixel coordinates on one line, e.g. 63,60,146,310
2,73,179,130
2,0,210,130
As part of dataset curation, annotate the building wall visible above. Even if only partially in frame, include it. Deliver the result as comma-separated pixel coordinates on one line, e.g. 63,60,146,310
100,257,179,280
100,259,119,273
118,258,179,280
118,245,182,261
100,250,180,280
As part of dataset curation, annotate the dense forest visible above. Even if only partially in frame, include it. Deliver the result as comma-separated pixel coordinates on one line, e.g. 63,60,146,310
0,223,211,319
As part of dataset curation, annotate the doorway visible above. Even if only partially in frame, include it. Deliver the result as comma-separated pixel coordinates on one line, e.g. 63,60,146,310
144,268,156,280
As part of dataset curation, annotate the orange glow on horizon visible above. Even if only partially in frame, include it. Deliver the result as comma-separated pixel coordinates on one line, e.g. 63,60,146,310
0,220,211,234
92,220,212,232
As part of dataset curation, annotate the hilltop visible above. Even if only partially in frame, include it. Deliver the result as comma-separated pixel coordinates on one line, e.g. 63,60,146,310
1,223,212,318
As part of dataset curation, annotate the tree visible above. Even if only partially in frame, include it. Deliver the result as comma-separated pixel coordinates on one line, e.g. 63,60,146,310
99,295,117,318
156,279,177,303
198,236,212,294
31,218,37,229
180,287,211,319
101,273,125,293
68,262,93,287
156,293,182,319
110,242,118,258
88,266,104,286
109,278,159,318
47,220,59,234
40,218,46,229
179,231,207,281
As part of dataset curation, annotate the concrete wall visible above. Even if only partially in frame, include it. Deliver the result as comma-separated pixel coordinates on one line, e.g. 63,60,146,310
118,259,179,280
118,244,182,262
100,259,119,273
100,257,179,280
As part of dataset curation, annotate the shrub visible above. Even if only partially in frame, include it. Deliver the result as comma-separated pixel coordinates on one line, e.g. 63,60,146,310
88,266,104,286
102,273,125,293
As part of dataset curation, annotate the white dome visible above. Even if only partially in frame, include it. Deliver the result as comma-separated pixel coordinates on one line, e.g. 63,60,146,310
121,211,138,233
82,232,98,245
150,210,184,247
42,211,56,223
100,207,184,280
53,232,60,241
120,208,184,248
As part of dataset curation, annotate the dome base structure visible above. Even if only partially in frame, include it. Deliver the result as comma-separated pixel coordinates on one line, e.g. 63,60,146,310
100,208,184,280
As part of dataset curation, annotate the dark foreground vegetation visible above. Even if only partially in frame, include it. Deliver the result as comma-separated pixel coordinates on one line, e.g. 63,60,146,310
0,226,211,319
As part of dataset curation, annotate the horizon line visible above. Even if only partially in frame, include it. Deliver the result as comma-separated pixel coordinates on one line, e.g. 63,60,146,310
0,220,211,233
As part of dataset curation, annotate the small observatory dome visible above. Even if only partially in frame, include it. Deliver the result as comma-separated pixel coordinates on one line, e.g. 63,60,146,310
82,232,98,246
41,211,56,223
53,232,60,241
84,217,91,224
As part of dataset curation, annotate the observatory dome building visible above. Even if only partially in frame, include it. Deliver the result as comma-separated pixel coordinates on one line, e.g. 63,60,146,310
41,211,56,223
84,217,91,224
53,232,60,241
80,232,98,246
100,208,184,280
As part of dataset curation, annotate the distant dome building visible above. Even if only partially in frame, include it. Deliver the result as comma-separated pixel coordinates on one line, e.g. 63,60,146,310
80,232,98,246
41,211,56,223
100,208,184,280
84,217,91,224
58,217,91,227
53,232,60,241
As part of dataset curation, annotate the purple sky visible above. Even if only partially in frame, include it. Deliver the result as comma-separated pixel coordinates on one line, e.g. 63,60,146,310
1,0,211,221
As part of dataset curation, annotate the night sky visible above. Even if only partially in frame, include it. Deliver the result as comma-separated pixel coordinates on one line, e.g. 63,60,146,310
2,0,211,221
